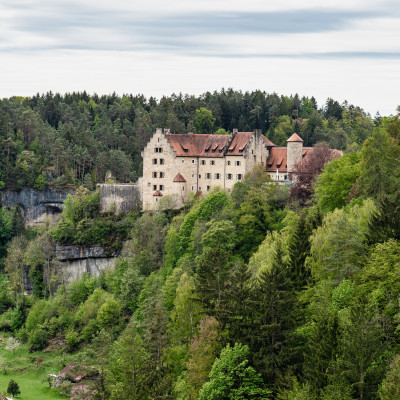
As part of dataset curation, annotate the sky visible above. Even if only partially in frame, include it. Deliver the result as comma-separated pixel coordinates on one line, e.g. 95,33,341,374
0,0,399,116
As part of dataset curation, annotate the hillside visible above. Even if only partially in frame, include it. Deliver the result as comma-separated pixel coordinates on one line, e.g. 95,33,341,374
0,95,398,399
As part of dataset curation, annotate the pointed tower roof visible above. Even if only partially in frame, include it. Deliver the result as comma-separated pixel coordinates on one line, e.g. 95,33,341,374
287,133,303,142
153,190,163,197
173,173,186,182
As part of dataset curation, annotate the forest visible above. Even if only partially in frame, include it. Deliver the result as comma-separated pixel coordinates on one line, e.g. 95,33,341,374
0,89,377,190
0,90,399,399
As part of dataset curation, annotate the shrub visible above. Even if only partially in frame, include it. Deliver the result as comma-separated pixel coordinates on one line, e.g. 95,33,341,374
7,379,20,397
65,329,80,352
29,328,48,351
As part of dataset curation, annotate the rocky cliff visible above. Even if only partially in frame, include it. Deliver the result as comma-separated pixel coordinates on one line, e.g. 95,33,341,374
1,187,74,225
56,245,118,283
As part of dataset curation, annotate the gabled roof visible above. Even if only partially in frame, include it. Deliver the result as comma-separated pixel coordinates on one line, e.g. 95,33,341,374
267,148,288,172
287,133,303,142
173,173,186,182
153,190,163,196
266,147,314,173
226,132,253,156
166,133,230,157
262,136,276,147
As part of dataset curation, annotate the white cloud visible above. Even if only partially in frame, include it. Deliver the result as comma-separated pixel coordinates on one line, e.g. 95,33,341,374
0,0,399,116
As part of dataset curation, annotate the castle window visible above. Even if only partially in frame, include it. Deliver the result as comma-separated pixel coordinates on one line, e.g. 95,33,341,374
236,174,242,180
207,185,210,191
182,160,184,163
205,173,211,179
192,174,194,178
227,173,233,180
160,159,165,165
191,186,194,190
152,172,157,178
199,187,202,191
153,184,157,190
192,159,195,164
215,173,221,179
152,159,157,164
148,182,151,187
154,147,163,153
235,161,241,166
159,185,164,190
210,160,215,165
182,187,184,191
254,155,256,162
284,175,287,180
160,172,164,178
227,160,231,166
199,174,201,179
201,160,205,165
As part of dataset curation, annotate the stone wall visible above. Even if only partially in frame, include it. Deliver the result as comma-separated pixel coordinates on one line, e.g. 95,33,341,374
1,187,74,225
98,183,140,213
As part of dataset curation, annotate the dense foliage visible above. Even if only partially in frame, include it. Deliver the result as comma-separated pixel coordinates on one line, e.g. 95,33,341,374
0,96,398,399
0,90,375,190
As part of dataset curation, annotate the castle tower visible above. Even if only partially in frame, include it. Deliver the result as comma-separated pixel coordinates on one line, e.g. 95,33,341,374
287,133,303,172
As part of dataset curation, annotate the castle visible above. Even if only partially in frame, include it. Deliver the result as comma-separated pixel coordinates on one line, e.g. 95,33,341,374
140,129,310,211
98,128,339,212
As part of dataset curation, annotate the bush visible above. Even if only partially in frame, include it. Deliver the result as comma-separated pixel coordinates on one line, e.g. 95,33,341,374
7,379,20,397
97,297,121,328
29,328,48,351
65,329,80,352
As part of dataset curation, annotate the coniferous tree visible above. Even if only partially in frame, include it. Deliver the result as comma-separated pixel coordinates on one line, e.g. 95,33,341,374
287,212,312,289
217,258,253,344
11,204,24,238
250,242,299,390
367,191,400,245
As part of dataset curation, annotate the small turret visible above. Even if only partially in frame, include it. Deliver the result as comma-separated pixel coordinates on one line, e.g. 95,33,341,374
287,133,303,171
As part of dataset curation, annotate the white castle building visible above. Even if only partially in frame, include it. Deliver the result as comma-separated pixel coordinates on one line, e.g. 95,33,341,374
98,129,341,212
140,129,313,211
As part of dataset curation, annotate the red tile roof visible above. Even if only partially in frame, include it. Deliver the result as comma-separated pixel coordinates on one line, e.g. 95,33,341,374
266,148,288,172
153,190,163,196
226,132,253,156
287,133,303,142
262,136,276,147
166,133,230,157
165,131,272,158
266,147,314,173
173,173,186,182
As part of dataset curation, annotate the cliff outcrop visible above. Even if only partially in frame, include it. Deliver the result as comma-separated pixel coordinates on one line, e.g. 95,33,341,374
1,187,74,225
56,245,118,283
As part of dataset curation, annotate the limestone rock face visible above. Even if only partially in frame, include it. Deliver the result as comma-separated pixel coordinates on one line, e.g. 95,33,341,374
1,188,74,225
55,245,118,283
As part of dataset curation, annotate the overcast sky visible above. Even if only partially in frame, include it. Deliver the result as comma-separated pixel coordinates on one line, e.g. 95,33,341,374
1,0,399,116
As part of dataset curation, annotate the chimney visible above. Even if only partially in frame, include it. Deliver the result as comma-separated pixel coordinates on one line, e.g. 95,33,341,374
232,128,238,136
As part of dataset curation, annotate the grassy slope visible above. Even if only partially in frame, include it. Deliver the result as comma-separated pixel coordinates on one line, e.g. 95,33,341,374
0,335,93,400
0,374,62,400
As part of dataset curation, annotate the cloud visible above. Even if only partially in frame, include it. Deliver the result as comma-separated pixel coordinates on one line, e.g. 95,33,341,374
1,2,397,55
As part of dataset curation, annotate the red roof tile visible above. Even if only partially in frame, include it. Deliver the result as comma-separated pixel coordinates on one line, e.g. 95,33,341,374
262,136,276,147
173,173,186,182
287,133,303,142
153,190,163,196
166,134,230,157
267,148,288,172
226,132,253,156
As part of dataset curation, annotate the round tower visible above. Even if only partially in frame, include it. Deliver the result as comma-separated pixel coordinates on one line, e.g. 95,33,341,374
287,133,303,172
